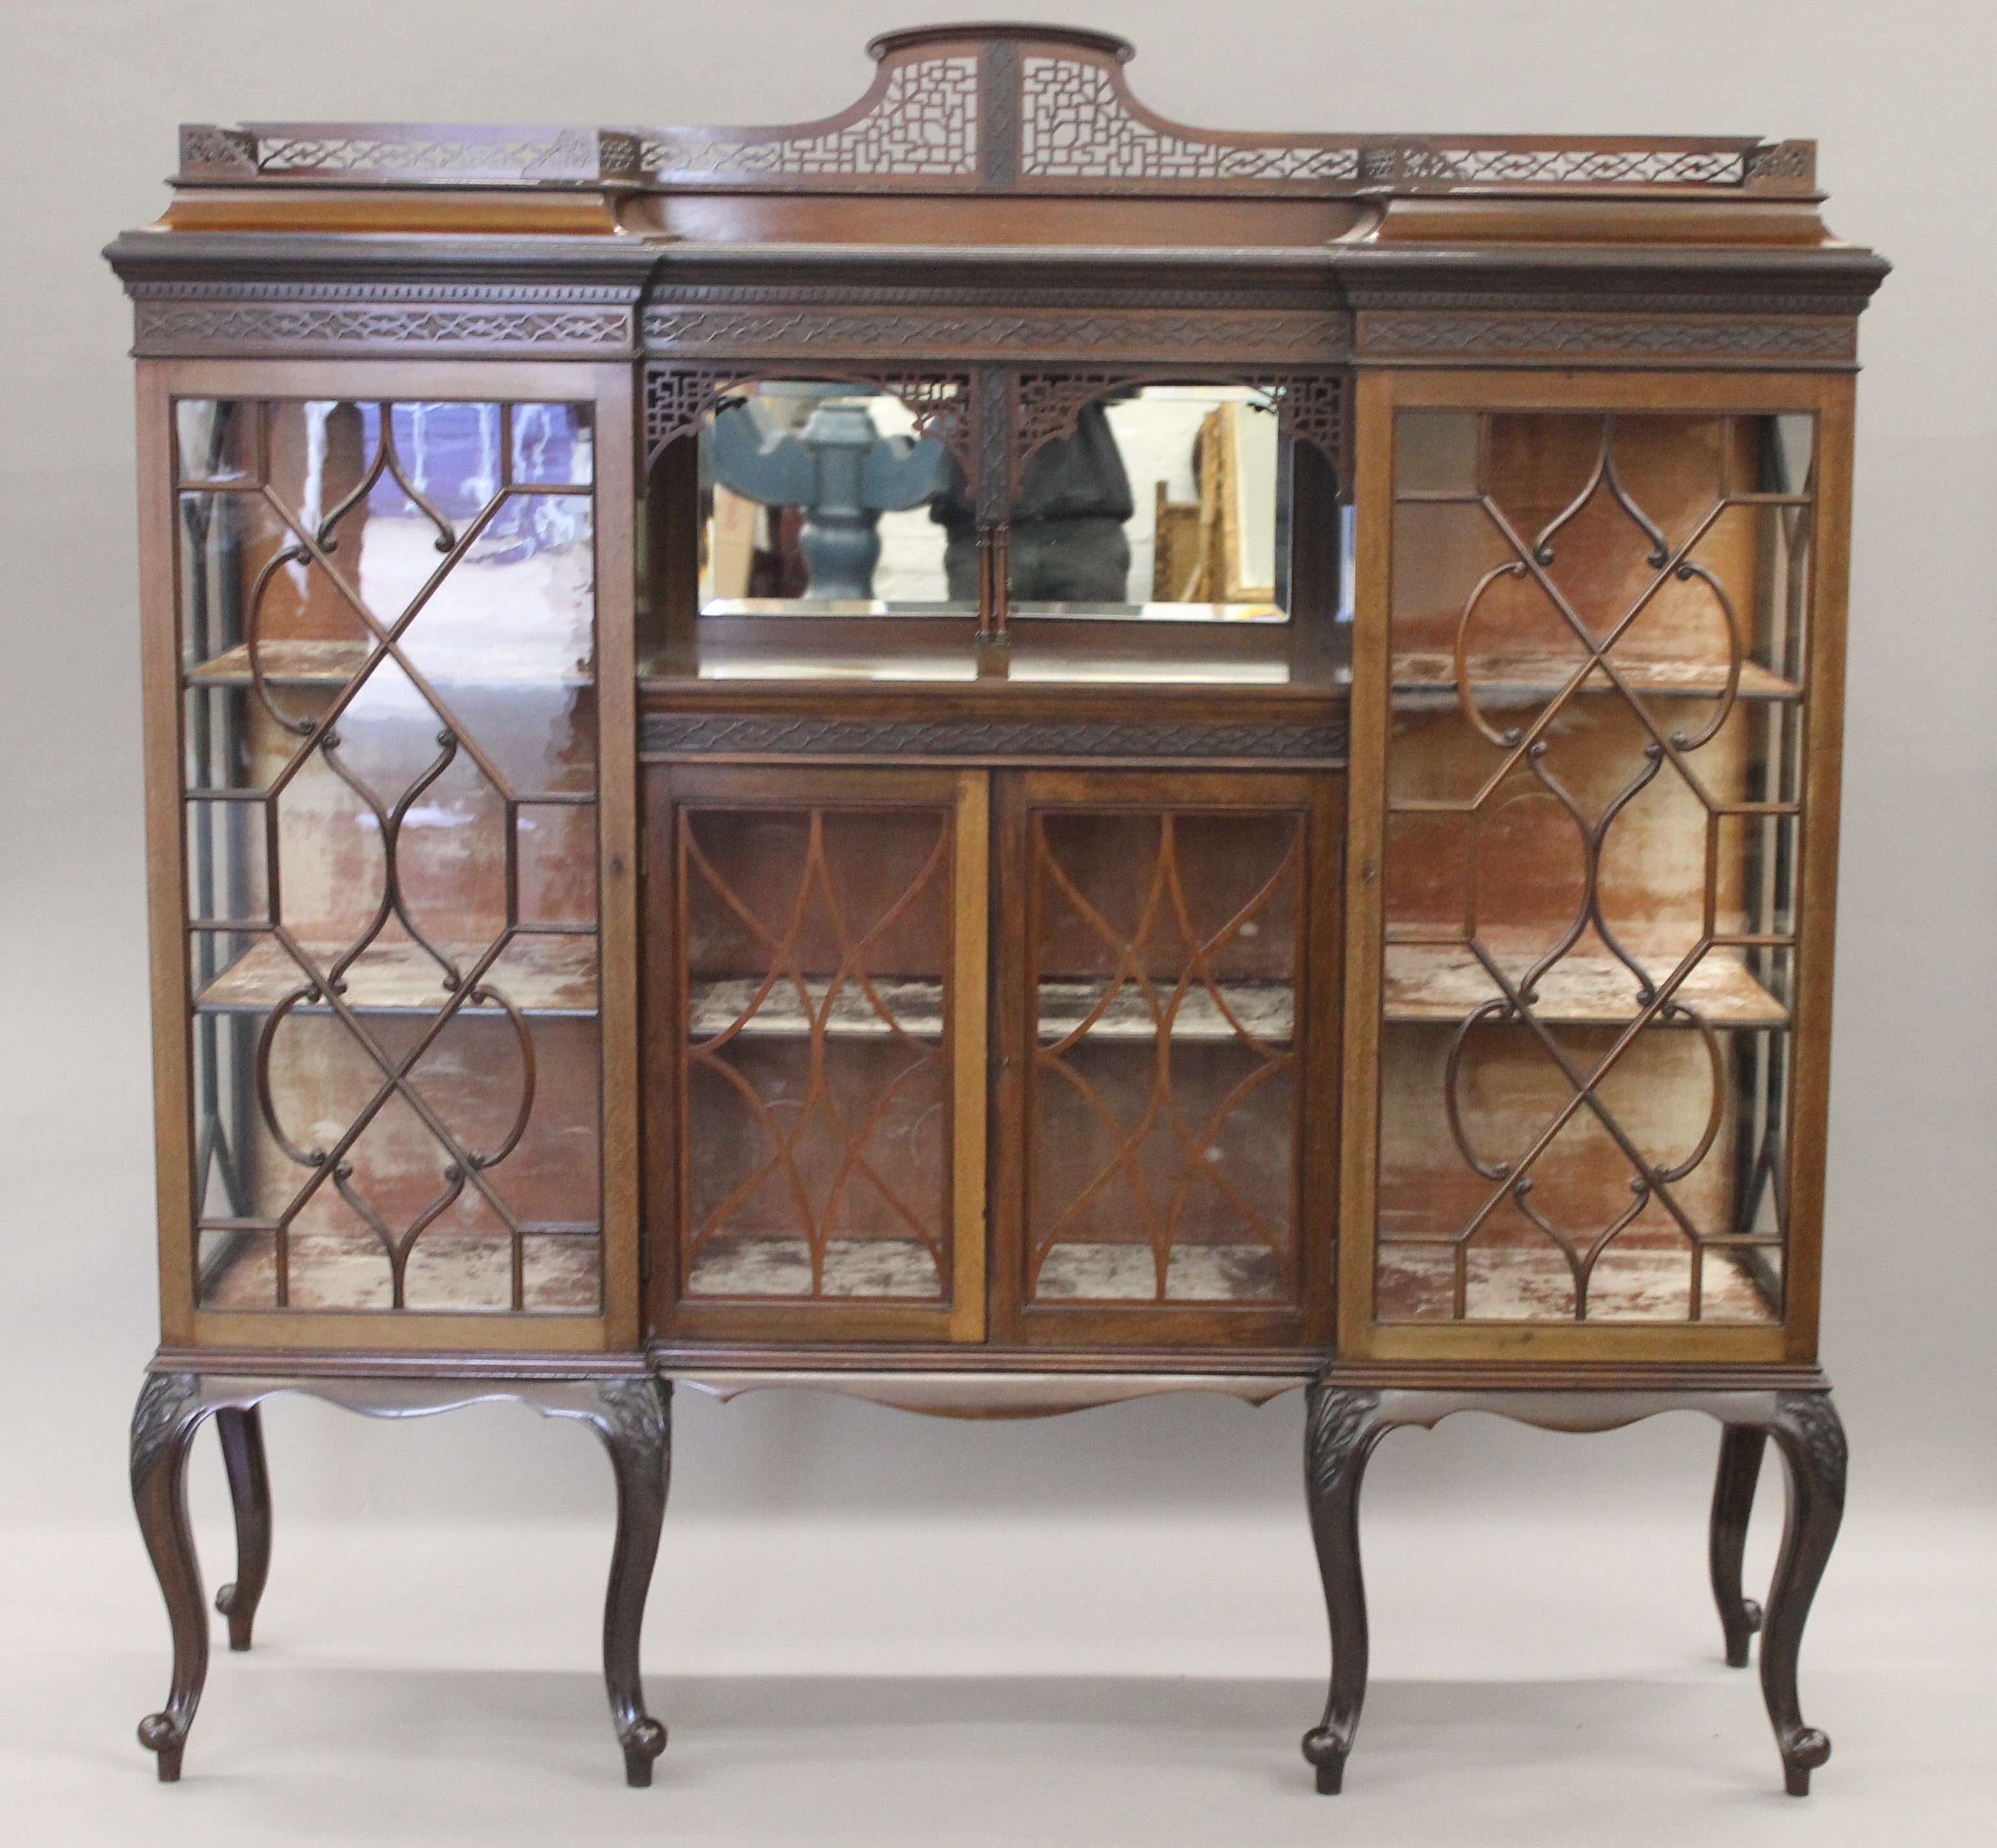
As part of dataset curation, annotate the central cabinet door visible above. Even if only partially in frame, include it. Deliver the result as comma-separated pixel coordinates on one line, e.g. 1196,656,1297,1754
991,770,1342,1348
646,766,988,1342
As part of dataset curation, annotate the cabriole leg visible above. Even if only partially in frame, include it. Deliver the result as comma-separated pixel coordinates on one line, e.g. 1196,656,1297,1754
1300,1384,1390,1795
130,1372,214,1782
213,1407,272,1653
1758,1390,1846,1796
1708,1424,1767,1668
585,1376,672,1787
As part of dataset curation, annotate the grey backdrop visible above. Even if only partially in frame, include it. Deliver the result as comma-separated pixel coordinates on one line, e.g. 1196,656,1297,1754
0,0,1988,1665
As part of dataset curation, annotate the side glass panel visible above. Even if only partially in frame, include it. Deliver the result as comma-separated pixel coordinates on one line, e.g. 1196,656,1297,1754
1022,801,1305,1306
1378,409,1812,1326
675,797,960,1306
176,397,602,1317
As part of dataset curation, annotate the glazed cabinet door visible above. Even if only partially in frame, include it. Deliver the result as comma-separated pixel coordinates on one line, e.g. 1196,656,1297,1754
144,360,640,1354
992,770,1342,1348
644,765,989,1343
1341,371,1851,1363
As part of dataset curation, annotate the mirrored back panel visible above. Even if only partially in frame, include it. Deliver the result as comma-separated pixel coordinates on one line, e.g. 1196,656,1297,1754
640,367,1350,687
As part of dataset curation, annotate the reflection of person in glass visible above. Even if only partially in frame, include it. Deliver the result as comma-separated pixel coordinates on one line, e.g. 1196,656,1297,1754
931,400,1133,603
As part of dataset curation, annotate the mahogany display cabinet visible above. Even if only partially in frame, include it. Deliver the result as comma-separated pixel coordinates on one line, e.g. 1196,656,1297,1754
106,23,1886,1795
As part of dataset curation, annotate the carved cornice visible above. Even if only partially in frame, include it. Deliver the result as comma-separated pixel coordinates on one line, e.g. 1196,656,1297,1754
642,713,1348,762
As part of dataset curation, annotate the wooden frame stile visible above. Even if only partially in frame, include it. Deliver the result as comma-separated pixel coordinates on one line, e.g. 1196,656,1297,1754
1783,370,1855,1365
593,359,644,1355
1335,369,1396,1370
646,762,990,1346
138,362,199,1348
1338,367,1852,1370
156,356,642,1358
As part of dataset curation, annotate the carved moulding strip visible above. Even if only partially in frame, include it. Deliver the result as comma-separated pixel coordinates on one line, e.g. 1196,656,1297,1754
642,306,1351,365
179,122,609,183
1357,311,1858,365
641,713,1348,762
133,286,636,357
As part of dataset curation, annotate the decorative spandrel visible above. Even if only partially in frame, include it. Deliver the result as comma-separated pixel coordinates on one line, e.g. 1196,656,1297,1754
1378,409,1813,1324
1024,808,1303,1305
677,803,957,1302
175,397,603,1316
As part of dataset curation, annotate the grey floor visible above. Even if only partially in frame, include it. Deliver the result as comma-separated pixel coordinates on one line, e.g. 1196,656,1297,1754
3,1503,1990,1847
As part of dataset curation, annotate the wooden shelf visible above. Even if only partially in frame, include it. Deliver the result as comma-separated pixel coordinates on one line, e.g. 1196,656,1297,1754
1392,651,1800,704
1375,1243,1777,1324
681,1235,1289,1305
201,1226,601,1313
1038,977,1294,1044
1035,1240,1287,1302
684,976,1296,1043
686,1235,944,1300
189,639,594,688
689,977,945,1040
1383,943,1785,1027
196,936,598,1016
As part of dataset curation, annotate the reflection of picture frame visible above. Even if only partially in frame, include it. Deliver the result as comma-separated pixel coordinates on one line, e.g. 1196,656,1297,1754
707,483,760,599
1151,402,1278,607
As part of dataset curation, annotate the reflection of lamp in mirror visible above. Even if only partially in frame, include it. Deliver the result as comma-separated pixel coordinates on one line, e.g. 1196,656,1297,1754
706,389,946,602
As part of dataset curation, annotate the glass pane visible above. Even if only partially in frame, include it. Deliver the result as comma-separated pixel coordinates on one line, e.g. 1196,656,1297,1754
678,803,956,1302
1378,409,1811,1327
1025,807,1303,1305
176,396,602,1318
1012,383,1289,622
697,380,971,616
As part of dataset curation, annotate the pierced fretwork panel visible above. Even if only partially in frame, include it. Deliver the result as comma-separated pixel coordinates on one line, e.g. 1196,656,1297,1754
638,55,979,180
1020,56,1359,182
175,396,602,1317
676,802,959,1304
1024,807,1305,1306
1379,409,1815,1325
